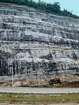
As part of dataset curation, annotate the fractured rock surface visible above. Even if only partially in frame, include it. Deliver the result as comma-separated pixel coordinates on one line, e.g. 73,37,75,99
0,3,79,86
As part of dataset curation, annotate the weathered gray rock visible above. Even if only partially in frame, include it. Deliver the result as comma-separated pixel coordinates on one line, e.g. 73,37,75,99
0,3,79,83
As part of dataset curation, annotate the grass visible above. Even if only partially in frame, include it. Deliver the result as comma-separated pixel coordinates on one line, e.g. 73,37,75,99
0,92,79,103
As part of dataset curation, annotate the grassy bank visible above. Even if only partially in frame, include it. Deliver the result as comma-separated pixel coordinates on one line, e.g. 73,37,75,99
0,92,79,103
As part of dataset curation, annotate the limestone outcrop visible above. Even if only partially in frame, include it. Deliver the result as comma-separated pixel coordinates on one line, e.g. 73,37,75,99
0,3,79,86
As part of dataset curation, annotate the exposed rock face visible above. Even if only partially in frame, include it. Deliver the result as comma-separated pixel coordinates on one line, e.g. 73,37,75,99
0,3,79,85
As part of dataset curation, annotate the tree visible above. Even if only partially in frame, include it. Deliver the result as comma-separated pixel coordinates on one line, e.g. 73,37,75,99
53,2,60,13
38,0,41,3
24,0,29,5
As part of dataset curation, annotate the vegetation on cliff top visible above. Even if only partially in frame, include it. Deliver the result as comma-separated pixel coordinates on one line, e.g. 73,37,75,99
0,0,79,18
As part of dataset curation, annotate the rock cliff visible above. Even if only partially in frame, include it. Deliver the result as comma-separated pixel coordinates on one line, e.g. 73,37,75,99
0,3,79,86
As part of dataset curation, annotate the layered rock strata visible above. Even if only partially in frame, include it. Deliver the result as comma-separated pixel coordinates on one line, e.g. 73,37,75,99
0,3,79,86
